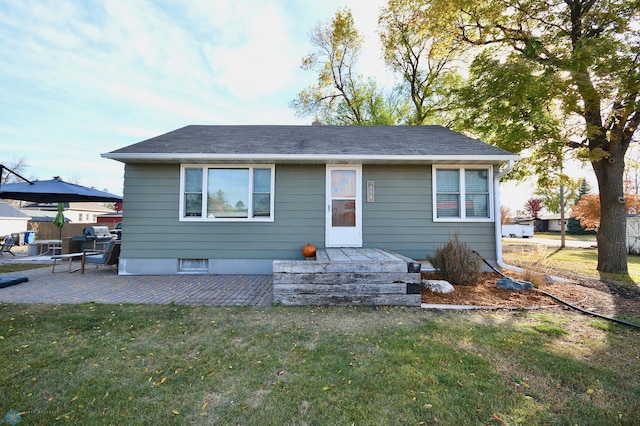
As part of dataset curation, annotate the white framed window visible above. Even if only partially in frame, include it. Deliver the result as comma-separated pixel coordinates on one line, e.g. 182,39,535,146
433,166,493,221
180,165,275,222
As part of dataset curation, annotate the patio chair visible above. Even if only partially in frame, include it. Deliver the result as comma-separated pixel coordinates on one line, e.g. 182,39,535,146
81,240,121,274
0,236,16,256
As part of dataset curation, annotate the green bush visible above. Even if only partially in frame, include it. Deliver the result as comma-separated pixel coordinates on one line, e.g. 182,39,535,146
427,232,482,286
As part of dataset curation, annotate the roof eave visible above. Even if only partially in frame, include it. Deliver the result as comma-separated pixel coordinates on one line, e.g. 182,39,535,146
101,153,521,165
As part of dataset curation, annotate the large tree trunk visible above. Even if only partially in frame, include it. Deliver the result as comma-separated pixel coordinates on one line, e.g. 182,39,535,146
592,155,628,274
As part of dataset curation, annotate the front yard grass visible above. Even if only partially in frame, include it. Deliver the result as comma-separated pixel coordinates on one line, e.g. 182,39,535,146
0,264,49,273
1,304,638,425
503,246,640,284
532,232,597,242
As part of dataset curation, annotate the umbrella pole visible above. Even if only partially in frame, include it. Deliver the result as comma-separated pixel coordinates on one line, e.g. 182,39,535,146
0,164,34,185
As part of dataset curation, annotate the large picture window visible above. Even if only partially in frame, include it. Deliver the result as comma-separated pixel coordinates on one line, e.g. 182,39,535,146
433,167,492,221
180,165,275,221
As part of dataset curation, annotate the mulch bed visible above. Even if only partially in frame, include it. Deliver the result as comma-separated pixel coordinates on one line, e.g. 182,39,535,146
421,272,640,318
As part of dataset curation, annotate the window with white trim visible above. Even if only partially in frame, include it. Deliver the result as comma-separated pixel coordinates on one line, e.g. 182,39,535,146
180,165,275,221
433,167,492,221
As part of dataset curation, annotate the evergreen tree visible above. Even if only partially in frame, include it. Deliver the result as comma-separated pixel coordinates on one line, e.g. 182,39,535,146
567,179,595,235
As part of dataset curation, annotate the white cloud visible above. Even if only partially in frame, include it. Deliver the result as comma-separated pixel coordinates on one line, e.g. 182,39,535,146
203,5,299,98
0,0,399,194
346,0,395,86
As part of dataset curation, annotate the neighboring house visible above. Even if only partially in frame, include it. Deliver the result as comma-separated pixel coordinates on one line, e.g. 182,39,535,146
515,215,566,232
21,202,114,223
103,125,519,275
0,202,30,237
96,212,123,225
514,217,535,227
538,214,567,232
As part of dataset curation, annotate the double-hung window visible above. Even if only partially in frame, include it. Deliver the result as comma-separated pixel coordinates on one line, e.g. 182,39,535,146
433,167,492,221
180,165,275,221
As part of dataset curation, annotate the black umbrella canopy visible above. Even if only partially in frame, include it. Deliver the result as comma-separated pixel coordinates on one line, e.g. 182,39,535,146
0,177,122,203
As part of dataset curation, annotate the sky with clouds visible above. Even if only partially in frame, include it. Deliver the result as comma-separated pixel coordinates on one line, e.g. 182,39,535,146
0,0,391,195
0,0,595,211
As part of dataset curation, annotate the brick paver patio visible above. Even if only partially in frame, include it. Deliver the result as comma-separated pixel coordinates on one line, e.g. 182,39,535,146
0,262,273,306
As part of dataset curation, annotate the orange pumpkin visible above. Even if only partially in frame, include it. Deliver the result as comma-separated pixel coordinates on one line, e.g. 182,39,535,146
302,243,316,258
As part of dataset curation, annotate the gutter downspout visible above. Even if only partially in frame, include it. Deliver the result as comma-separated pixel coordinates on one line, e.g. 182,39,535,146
493,160,520,271
493,161,571,281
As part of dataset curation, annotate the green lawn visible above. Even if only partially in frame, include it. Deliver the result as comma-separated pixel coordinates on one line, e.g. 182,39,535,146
0,264,49,273
532,232,597,242
503,245,640,283
1,304,638,425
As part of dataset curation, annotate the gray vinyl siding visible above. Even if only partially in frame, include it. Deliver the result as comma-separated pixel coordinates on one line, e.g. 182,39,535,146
121,163,326,261
121,163,497,264
362,165,496,261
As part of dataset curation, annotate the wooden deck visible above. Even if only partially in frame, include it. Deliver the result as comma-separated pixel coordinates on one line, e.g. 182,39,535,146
273,248,422,306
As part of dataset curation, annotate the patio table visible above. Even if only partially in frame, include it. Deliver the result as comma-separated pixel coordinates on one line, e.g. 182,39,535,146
35,240,62,255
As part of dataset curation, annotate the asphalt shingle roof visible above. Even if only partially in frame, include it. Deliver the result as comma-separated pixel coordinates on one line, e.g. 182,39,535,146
105,125,517,163
0,202,30,218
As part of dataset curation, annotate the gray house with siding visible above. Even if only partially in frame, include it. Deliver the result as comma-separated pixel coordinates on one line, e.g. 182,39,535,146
103,125,519,275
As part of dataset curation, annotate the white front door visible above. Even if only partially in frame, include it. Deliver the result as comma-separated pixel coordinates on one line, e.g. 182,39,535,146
326,165,362,247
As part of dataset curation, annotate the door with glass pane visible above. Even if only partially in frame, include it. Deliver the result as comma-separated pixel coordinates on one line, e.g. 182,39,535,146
326,165,362,247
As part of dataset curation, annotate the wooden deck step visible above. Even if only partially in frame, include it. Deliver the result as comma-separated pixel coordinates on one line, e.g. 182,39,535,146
272,248,421,306
274,293,420,307
273,272,418,285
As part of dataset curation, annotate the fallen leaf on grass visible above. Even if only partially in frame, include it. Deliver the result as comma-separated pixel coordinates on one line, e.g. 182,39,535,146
152,376,168,386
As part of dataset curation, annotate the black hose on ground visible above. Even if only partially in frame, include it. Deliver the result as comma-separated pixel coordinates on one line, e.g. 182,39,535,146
472,251,640,330
536,290,640,329
473,250,508,277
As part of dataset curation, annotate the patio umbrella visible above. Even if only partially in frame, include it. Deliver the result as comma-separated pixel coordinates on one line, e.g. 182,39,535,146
53,202,66,240
0,177,122,203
